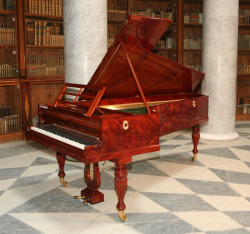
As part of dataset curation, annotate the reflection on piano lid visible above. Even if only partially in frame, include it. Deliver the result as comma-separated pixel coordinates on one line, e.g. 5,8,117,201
31,124,97,150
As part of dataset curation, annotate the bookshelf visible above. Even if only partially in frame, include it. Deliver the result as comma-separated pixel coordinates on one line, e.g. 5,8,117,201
0,2,17,79
0,0,64,143
107,0,128,47
0,0,23,142
23,0,64,119
107,0,178,62
236,0,250,120
131,0,178,62
107,0,203,65
182,0,202,72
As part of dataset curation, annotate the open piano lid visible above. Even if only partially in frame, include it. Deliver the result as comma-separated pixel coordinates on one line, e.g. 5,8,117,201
87,16,205,99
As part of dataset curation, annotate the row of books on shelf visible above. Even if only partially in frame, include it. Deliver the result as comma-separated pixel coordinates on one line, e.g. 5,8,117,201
130,8,175,20
237,97,250,105
0,115,21,133
238,35,250,49
0,27,15,44
0,64,16,77
236,104,250,115
237,96,250,114
239,15,250,24
239,9,250,24
238,64,250,74
27,0,63,16
0,105,12,117
27,54,64,66
183,36,202,49
108,9,127,20
184,8,203,24
27,65,64,76
0,0,15,11
26,21,63,46
154,38,175,49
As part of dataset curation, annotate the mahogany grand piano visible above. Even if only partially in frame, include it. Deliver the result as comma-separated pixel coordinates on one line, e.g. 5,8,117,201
26,16,208,221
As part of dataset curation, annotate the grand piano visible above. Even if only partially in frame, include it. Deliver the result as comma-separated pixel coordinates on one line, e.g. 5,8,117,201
26,16,208,221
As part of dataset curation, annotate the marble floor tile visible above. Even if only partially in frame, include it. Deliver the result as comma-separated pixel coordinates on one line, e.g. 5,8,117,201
177,179,238,196
224,211,250,227
10,213,102,234
197,154,250,173
228,183,250,197
0,154,36,169
128,174,194,194
150,161,223,182
211,169,250,185
198,195,250,211
229,147,250,163
174,211,243,232
118,191,169,214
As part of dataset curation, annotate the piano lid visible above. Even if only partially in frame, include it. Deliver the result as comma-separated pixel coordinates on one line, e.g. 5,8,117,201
87,16,205,99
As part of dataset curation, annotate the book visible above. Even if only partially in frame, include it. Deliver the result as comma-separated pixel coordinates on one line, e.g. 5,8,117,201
26,22,35,45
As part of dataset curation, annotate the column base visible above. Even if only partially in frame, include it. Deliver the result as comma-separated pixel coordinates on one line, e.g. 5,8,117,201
200,132,239,141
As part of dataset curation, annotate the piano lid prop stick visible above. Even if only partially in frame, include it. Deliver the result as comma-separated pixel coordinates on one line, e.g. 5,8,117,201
120,41,151,114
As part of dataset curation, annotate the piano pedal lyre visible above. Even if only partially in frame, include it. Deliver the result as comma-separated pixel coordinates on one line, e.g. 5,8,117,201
74,195,89,205
59,177,68,187
118,210,127,222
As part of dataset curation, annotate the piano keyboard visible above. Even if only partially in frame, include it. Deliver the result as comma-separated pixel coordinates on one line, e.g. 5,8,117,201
31,125,96,150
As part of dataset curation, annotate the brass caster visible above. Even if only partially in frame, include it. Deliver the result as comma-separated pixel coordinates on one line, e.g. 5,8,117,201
74,195,85,199
83,199,89,205
74,195,89,205
118,210,127,222
59,177,68,187
191,154,197,162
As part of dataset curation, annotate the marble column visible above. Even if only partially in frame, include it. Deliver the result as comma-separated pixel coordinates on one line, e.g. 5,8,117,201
200,0,239,141
63,0,107,84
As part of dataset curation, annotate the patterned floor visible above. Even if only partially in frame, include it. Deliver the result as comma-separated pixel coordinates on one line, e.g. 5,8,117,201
0,122,250,234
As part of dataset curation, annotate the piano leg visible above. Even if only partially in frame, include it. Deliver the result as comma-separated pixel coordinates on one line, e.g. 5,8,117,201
114,163,128,222
56,152,68,187
192,125,200,161
79,163,104,204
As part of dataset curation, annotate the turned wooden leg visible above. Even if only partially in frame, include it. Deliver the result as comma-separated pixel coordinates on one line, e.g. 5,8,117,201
114,163,128,222
56,152,68,187
74,163,104,205
192,125,200,161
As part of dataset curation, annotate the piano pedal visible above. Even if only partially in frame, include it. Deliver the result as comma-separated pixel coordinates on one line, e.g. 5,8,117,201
59,177,68,187
191,154,197,162
74,195,89,205
118,210,127,222
99,160,107,174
